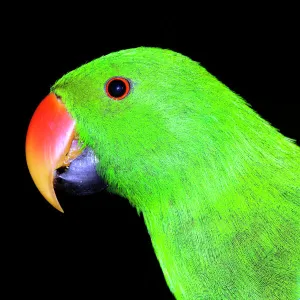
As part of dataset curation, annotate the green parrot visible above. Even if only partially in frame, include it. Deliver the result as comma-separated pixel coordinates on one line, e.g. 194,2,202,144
25,47,300,299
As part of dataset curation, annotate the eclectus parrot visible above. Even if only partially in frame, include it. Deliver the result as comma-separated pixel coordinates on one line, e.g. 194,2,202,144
26,47,300,299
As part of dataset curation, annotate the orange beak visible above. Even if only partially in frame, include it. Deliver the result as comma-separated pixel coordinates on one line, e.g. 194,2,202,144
25,93,77,212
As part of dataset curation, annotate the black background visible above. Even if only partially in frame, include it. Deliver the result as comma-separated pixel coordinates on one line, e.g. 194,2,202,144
6,5,298,299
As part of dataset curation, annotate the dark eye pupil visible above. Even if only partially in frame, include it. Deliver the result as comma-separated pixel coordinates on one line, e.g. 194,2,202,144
107,79,126,98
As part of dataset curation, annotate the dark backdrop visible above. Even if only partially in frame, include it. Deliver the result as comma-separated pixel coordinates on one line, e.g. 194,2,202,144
6,5,298,299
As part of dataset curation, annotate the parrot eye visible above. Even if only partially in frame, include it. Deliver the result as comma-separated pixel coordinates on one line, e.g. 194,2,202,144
105,77,131,100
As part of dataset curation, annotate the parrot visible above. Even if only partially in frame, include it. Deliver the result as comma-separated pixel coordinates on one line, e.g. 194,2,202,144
25,47,300,299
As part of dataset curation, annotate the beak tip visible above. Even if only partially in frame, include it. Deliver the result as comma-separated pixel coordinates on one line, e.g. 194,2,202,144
44,193,64,213
54,203,64,213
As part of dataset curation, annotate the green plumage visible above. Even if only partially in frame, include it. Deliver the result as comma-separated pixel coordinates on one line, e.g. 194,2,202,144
52,47,300,299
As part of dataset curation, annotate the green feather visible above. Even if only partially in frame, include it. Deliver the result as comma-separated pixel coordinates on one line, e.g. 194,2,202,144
52,47,300,299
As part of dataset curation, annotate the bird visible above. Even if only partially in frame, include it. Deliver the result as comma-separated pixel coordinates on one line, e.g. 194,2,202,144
26,47,300,299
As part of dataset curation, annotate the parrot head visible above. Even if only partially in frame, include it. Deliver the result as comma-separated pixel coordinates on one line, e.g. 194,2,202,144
26,46,296,213
26,46,239,213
